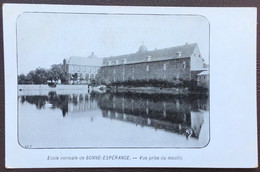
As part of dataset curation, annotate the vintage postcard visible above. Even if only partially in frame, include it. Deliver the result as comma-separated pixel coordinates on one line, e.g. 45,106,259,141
4,4,257,168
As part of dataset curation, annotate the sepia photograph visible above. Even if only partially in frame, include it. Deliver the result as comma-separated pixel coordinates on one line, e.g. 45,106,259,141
17,13,210,149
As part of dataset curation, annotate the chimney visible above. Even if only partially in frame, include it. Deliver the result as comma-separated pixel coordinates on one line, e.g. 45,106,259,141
92,52,94,55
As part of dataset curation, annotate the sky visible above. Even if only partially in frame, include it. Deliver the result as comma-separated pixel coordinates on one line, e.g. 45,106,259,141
17,13,209,75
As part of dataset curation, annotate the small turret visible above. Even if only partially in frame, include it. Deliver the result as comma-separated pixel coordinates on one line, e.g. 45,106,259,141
138,43,148,53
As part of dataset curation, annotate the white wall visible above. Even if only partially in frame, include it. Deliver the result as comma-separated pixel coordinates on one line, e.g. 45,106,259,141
190,44,204,71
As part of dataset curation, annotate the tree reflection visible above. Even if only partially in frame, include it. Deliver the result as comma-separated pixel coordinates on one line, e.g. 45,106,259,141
20,95,48,109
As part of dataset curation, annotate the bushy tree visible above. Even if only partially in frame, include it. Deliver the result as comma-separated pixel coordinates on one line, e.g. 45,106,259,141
18,63,69,85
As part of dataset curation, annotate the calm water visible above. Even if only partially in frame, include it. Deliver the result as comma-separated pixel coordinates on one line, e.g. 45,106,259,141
18,90,209,148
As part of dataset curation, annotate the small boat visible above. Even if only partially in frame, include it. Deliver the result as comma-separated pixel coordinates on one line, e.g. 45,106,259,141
48,82,56,88
92,85,107,93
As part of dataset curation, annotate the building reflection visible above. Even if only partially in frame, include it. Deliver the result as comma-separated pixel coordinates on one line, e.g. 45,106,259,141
98,92,209,139
19,91,99,117
19,91,209,138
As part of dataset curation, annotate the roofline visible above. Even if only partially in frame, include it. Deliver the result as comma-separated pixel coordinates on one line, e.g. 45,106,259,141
197,72,209,76
67,64,102,67
68,56,103,59
101,57,191,67
102,43,198,60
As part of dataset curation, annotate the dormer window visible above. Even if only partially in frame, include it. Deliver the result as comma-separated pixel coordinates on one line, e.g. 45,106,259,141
115,60,119,65
108,61,112,65
176,51,182,58
123,59,127,64
147,56,151,61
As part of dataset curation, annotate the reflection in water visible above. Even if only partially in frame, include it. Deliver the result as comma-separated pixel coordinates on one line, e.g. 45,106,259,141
19,91,209,140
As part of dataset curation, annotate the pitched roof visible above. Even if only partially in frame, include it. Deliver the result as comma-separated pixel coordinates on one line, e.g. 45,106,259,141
68,53,103,67
197,70,209,76
102,43,198,66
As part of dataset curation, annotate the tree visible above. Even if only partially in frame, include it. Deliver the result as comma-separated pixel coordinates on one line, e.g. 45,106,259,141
18,74,26,84
18,63,69,85
49,64,69,84
26,68,48,84
72,73,78,84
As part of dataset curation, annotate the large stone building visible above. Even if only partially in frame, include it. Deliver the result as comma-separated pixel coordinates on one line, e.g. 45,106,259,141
64,52,102,83
99,43,205,84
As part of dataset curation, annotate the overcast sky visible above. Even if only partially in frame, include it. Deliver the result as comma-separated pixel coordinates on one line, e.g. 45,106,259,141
17,13,209,75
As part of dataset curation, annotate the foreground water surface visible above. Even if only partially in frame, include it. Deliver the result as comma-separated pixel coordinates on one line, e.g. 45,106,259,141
18,90,209,148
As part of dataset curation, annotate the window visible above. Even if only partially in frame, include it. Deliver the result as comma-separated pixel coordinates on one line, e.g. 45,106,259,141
108,61,112,65
122,67,125,81
176,74,180,80
183,62,186,69
77,66,80,72
131,67,134,79
82,66,86,72
163,63,167,70
123,59,127,64
115,60,119,65
146,65,149,72
113,69,116,74
86,74,89,80
71,66,74,72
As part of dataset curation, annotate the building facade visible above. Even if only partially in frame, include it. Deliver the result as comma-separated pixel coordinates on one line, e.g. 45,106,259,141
64,52,102,84
197,70,209,88
99,43,205,84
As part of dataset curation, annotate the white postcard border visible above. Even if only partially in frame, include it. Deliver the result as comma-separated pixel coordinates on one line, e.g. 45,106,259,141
4,4,257,168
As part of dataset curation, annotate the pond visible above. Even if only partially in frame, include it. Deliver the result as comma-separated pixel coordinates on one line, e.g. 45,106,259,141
18,90,209,148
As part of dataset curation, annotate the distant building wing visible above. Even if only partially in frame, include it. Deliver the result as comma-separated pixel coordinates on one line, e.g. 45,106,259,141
68,54,103,67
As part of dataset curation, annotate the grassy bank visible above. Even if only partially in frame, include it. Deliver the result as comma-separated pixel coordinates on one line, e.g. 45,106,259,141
106,79,208,95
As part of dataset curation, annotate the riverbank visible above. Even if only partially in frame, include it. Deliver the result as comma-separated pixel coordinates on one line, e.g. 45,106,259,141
109,86,189,95
18,84,88,90
108,86,208,95
18,84,89,96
